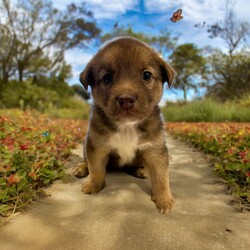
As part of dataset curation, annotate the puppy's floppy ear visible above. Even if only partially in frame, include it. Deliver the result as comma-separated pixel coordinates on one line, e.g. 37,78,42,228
79,62,94,91
159,59,176,88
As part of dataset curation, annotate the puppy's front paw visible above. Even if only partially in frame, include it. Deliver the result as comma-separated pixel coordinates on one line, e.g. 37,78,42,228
81,180,105,194
151,191,175,214
73,163,89,178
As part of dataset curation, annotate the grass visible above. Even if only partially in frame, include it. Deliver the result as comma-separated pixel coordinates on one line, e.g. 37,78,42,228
0,103,90,121
161,99,250,122
46,107,90,120
45,97,90,120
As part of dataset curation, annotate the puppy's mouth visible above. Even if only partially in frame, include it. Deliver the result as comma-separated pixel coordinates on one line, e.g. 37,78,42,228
107,105,149,123
117,109,140,121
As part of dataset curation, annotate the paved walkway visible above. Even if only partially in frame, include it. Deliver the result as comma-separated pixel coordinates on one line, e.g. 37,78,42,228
0,135,249,250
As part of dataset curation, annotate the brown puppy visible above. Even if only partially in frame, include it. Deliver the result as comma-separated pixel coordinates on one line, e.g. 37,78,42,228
74,37,176,213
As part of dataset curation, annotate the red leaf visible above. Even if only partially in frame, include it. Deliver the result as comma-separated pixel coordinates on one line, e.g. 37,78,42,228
20,127,32,132
2,137,15,145
19,144,29,150
239,151,247,159
227,148,234,154
0,116,8,123
7,174,21,185
28,172,37,180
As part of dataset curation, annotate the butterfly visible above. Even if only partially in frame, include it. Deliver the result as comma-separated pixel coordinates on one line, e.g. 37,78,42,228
170,9,183,23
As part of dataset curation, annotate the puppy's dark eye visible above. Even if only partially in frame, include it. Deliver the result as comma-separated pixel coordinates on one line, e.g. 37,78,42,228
103,73,112,84
142,71,152,82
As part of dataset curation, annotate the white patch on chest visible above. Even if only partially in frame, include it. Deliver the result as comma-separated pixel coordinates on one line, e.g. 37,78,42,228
107,124,150,166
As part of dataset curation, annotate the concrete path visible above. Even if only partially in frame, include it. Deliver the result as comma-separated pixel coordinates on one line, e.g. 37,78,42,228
0,135,249,250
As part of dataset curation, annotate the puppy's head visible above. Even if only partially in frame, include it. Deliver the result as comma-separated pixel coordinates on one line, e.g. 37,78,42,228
80,37,176,123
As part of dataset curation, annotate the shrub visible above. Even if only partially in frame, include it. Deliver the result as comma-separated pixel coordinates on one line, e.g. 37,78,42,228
162,98,250,122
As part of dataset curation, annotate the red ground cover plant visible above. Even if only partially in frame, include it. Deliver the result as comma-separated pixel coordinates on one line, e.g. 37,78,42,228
0,110,87,216
166,122,250,208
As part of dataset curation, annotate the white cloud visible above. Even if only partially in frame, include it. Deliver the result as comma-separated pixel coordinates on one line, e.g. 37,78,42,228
233,0,250,28
64,49,93,85
144,0,221,24
53,0,139,19
86,0,140,19
144,0,249,24
65,49,93,66
144,0,178,13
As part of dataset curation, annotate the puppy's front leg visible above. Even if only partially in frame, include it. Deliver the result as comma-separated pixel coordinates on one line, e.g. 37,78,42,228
82,142,109,194
143,147,174,214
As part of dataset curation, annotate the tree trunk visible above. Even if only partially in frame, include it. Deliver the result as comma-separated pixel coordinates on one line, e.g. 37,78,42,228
183,86,187,102
1,62,9,83
2,69,9,83
0,66,8,99
19,71,23,82
18,62,24,82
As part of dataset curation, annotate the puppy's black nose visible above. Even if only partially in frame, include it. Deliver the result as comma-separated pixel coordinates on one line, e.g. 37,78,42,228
117,94,136,110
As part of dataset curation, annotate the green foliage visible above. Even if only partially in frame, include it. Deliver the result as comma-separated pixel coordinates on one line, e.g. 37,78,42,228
0,110,87,216
238,94,250,107
0,0,100,83
167,122,250,206
101,26,152,44
101,25,177,55
32,75,75,98
169,43,207,101
207,51,250,101
162,98,250,122
0,79,89,115
46,103,90,120
0,80,59,109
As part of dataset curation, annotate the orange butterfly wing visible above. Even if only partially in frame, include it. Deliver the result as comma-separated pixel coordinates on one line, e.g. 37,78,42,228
170,9,183,23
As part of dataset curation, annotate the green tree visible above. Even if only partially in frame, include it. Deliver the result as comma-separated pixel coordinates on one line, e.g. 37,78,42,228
57,63,72,83
206,51,250,100
169,44,207,101
31,63,74,99
197,1,250,100
101,25,152,44
0,23,15,83
0,80,60,109
0,0,100,83
101,25,177,56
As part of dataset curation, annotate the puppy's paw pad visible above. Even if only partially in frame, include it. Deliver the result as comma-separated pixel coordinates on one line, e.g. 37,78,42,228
73,163,88,178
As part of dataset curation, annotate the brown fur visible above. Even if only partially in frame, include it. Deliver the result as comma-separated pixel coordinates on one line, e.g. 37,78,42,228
74,37,175,213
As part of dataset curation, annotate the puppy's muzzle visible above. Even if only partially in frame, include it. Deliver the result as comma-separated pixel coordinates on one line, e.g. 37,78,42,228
116,94,136,110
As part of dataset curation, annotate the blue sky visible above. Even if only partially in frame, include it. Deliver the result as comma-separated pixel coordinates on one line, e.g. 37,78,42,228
53,0,250,102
